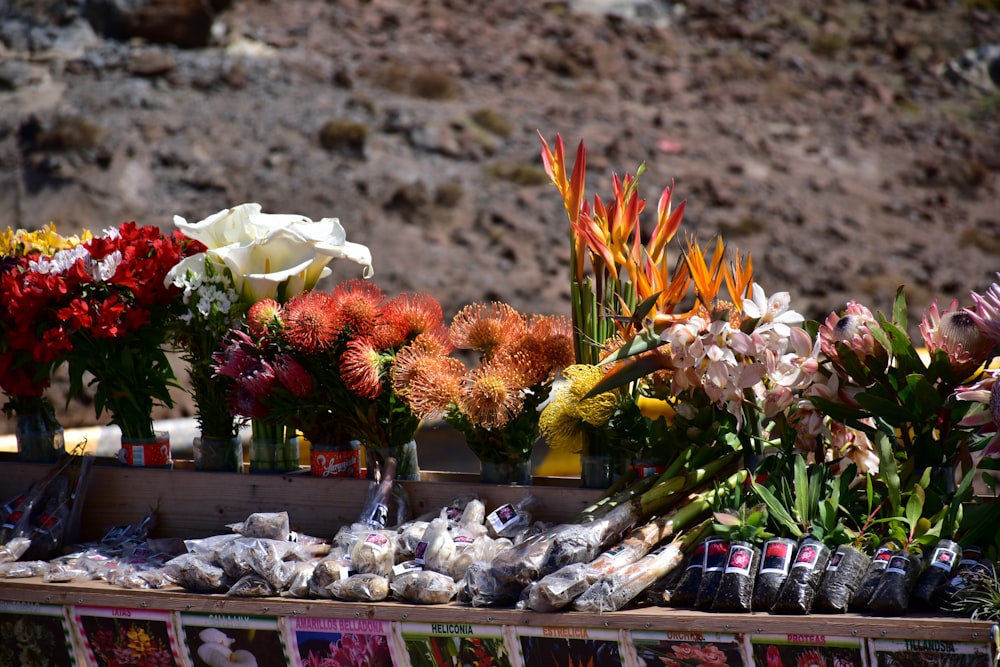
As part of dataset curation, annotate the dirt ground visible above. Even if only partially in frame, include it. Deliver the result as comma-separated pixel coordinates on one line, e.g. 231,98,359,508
1,0,999,434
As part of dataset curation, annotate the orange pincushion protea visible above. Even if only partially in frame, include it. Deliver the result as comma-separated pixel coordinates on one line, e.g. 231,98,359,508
331,277,385,338
282,291,340,353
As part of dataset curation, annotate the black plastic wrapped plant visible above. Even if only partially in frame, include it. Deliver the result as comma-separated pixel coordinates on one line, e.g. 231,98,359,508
708,504,770,613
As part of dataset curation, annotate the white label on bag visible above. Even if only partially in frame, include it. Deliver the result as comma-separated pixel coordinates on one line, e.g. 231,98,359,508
486,503,520,534
759,539,794,575
724,544,755,577
929,545,960,572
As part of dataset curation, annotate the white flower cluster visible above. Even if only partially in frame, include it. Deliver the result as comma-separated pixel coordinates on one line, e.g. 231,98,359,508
661,283,810,429
176,263,239,327
27,228,121,282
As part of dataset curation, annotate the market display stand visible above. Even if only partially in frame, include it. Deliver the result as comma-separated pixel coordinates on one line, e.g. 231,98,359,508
1,459,996,667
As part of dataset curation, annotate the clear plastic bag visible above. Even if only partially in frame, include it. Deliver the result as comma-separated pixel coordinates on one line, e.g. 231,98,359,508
227,512,290,540
391,569,458,604
813,545,870,613
415,516,455,575
526,563,596,612
350,531,396,577
162,553,230,593
770,539,831,614
330,573,391,602
459,559,524,607
572,541,685,613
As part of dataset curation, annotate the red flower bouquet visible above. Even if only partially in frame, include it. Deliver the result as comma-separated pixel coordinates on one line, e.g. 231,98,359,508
215,279,446,479
20,222,202,459
0,223,93,460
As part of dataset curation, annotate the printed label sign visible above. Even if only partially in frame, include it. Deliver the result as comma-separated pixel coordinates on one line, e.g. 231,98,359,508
178,612,288,667
868,638,992,666
74,605,182,667
0,601,77,667
515,624,624,667
748,633,867,667
629,630,749,667
401,622,514,667
287,617,397,667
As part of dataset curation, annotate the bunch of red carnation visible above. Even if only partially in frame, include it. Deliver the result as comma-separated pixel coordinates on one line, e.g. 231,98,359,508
214,279,446,450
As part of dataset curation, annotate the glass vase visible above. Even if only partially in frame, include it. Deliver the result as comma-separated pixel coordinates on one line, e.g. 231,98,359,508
580,453,626,488
309,440,362,478
118,431,172,468
193,435,243,472
480,459,532,485
249,436,301,473
15,411,65,463
365,440,419,480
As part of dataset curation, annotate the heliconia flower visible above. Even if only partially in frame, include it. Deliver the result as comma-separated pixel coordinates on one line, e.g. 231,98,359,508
449,302,526,358
920,298,994,380
282,290,340,353
340,337,385,398
457,363,525,429
272,353,314,398
247,298,283,339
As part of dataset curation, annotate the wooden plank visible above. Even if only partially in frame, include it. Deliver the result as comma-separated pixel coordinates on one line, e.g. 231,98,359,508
0,461,601,541
0,578,991,643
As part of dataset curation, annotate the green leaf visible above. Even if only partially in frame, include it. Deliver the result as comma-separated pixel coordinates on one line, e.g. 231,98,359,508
904,374,943,413
878,317,925,372
874,430,901,512
751,481,803,539
598,326,664,366
854,392,913,427
891,286,908,331
793,455,810,527
905,486,924,529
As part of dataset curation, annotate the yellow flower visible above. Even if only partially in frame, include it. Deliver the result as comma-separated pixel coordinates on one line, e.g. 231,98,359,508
539,364,621,452
0,223,91,256
125,625,156,656
565,364,619,426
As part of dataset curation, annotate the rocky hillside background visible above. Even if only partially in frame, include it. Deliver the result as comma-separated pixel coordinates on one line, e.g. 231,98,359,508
1,0,999,434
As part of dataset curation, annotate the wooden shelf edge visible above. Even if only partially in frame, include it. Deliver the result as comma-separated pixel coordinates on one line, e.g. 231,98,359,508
0,578,992,642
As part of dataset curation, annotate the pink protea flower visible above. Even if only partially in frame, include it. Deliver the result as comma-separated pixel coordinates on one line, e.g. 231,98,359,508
272,353,314,397
819,300,882,364
956,369,1000,458
920,298,994,380
213,329,260,379
967,275,1000,351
